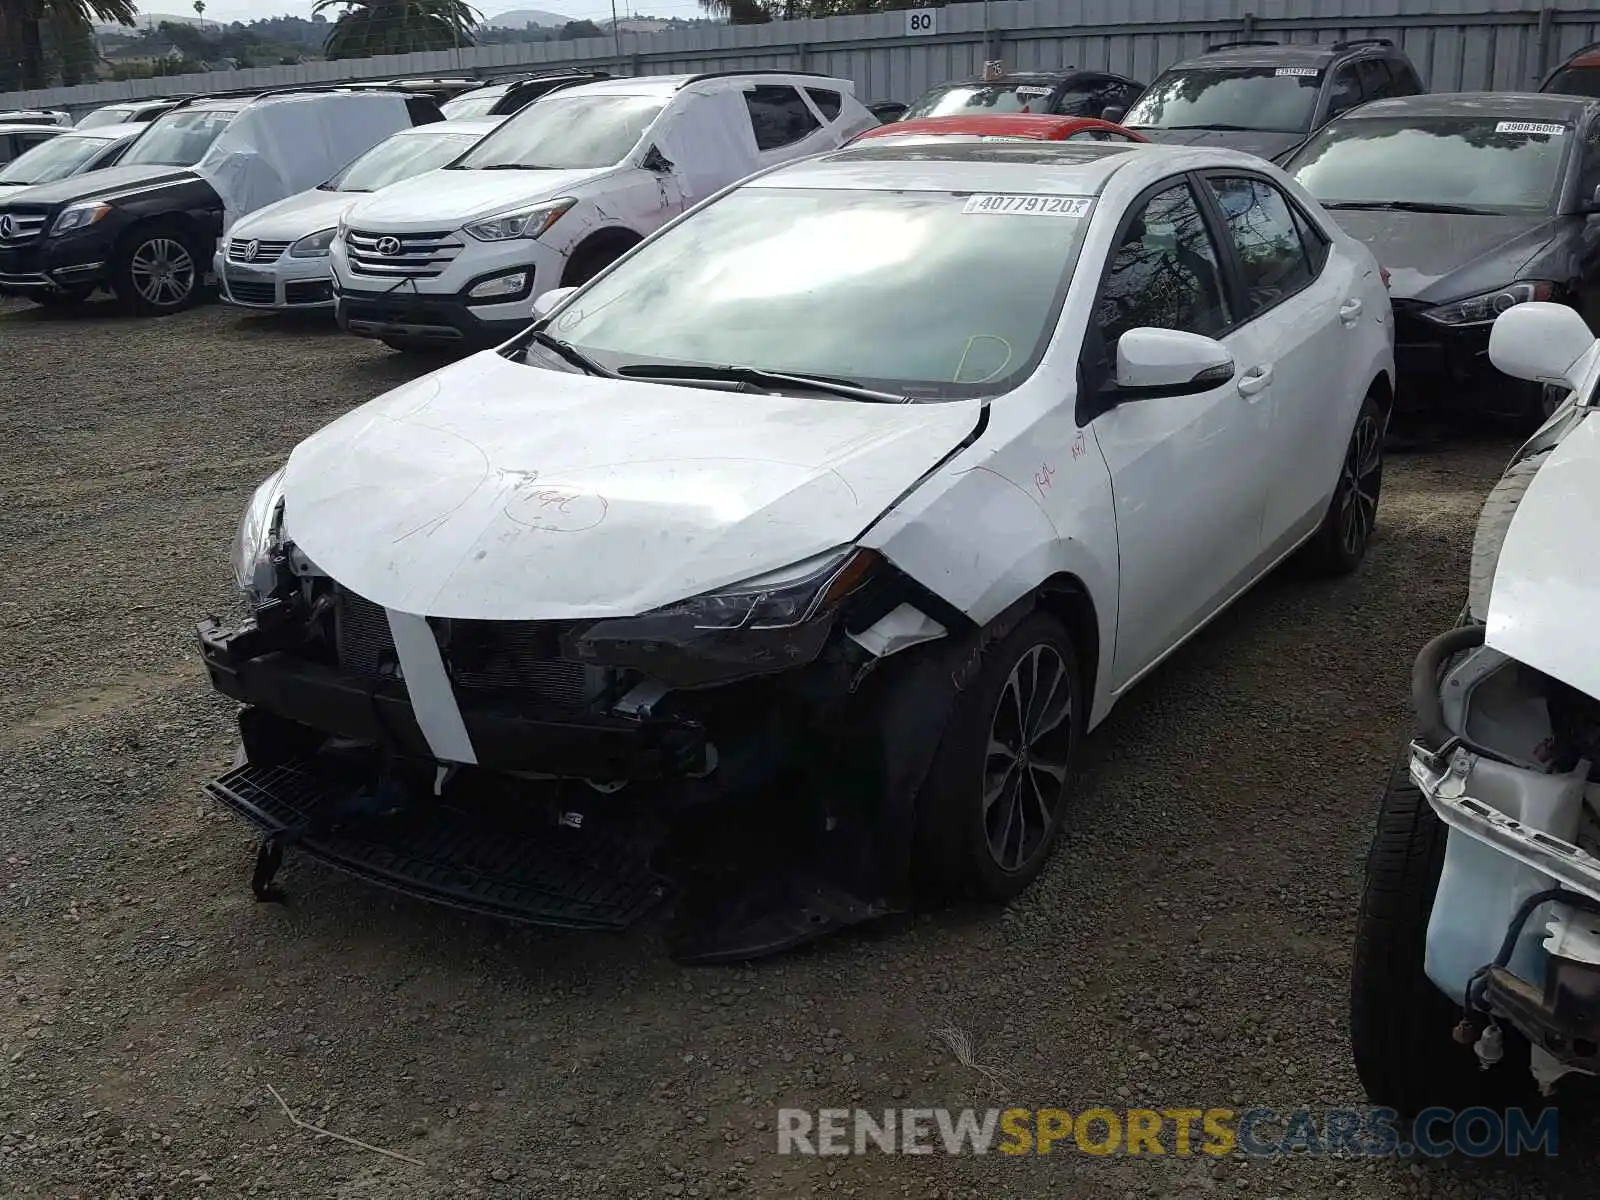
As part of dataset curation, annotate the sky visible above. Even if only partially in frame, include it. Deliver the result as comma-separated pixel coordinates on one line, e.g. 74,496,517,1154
160,0,713,26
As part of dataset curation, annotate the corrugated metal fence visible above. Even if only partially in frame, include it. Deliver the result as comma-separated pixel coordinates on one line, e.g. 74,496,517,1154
5,0,1600,115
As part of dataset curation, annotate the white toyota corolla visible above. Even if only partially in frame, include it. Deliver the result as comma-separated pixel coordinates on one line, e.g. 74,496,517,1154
202,139,1394,961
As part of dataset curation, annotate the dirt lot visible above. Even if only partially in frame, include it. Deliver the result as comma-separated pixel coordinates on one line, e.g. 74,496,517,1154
0,295,1589,1199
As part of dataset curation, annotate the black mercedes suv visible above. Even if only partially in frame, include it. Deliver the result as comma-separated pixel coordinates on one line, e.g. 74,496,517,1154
0,84,442,314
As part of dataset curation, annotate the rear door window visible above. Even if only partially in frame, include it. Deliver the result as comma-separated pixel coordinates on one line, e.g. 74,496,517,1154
1387,59,1424,95
1357,58,1396,102
805,88,843,121
1325,65,1364,121
1052,78,1107,116
744,86,821,151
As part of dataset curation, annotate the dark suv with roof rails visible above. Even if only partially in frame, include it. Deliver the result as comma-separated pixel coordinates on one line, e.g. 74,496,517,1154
0,85,442,315
440,69,614,120
1115,37,1425,162
902,69,1145,122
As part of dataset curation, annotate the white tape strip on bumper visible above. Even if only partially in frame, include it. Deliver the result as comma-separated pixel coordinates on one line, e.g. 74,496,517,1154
385,609,478,765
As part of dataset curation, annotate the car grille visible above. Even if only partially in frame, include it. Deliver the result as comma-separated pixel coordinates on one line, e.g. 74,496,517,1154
331,586,603,705
345,228,464,280
0,211,49,246
333,586,401,679
226,237,291,263
224,273,275,305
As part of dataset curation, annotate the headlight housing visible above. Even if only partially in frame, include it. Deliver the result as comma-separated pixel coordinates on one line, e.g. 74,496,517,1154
563,547,879,687
232,468,286,597
50,202,110,237
289,227,337,258
1422,281,1557,326
463,198,575,243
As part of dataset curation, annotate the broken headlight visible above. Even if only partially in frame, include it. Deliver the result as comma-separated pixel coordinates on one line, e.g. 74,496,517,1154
563,547,878,687
231,467,286,597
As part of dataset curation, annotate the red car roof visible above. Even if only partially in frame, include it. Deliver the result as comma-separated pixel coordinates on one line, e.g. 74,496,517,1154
852,115,1147,143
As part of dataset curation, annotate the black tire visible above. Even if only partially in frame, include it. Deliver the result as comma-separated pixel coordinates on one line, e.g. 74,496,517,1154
1467,451,1549,623
110,221,202,316
1351,758,1528,1116
560,235,638,288
27,286,92,308
1300,391,1385,576
913,610,1082,902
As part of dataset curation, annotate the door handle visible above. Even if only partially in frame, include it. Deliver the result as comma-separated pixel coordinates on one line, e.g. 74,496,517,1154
1339,298,1364,326
1237,364,1273,398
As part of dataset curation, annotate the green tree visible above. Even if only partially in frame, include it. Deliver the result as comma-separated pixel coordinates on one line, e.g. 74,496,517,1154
0,0,136,89
557,17,600,39
313,0,480,59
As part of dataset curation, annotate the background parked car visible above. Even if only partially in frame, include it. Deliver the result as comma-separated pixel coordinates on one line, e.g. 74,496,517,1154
1286,91,1600,429
902,69,1145,121
76,98,185,128
331,71,877,352
0,109,71,128
1540,40,1600,98
0,122,64,167
849,114,1146,146
866,100,907,123
1116,38,1424,162
0,122,148,200
440,70,613,119
0,87,443,314
218,116,504,313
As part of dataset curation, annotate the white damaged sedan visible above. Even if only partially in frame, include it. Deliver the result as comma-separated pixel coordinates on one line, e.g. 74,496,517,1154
202,139,1393,960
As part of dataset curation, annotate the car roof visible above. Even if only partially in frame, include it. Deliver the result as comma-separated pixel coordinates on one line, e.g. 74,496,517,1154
1170,41,1387,70
0,122,64,134
857,114,1127,141
410,115,504,135
65,122,150,142
756,138,1165,194
1347,91,1599,120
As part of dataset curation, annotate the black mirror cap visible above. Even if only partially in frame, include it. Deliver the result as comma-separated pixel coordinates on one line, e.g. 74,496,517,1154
1100,105,1126,123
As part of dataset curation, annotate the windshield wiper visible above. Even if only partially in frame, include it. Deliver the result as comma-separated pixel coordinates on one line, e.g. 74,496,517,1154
619,363,910,404
1158,123,1278,132
528,330,614,377
1322,200,1503,216
475,163,553,170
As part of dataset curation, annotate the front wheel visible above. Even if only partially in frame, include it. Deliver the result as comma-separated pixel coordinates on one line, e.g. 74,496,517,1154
913,611,1082,902
1300,391,1384,576
111,223,201,316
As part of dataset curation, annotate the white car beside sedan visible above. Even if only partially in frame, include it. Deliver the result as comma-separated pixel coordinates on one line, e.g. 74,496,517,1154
202,139,1393,960
216,116,503,312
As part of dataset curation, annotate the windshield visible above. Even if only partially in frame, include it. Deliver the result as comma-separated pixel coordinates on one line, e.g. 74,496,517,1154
1124,67,1321,133
1290,116,1571,212
0,135,109,185
326,131,477,192
119,108,235,167
540,186,1092,398
454,94,663,170
904,83,1060,119
1543,65,1600,99
76,108,131,129
441,90,502,119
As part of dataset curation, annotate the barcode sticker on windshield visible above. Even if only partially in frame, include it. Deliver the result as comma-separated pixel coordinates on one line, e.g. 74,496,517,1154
1014,86,1052,97
1497,120,1565,136
978,134,1033,142
963,194,1095,217
1275,67,1320,77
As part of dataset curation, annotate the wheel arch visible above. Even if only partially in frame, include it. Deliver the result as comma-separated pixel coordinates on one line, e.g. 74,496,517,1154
1369,367,1394,420
560,225,644,286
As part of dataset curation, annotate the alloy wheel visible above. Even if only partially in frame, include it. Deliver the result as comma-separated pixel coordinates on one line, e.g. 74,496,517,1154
1338,410,1383,558
129,237,195,309
983,643,1073,872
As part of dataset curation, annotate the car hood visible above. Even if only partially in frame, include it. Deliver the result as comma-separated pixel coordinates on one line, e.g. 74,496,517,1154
1135,127,1305,160
279,351,982,621
0,162,195,207
227,187,356,241
1321,209,1558,301
1488,408,1600,699
341,164,615,229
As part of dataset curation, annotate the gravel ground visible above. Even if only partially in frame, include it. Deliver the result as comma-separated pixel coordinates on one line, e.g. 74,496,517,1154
0,294,1590,1199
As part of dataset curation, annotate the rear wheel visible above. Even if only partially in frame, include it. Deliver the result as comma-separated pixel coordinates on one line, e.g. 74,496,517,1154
111,222,201,315
1300,391,1384,576
914,611,1081,902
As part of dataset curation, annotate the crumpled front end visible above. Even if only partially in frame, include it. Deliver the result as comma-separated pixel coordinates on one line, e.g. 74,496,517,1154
198,532,977,961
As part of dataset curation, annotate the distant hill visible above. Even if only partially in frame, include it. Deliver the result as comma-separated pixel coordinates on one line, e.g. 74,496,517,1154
483,8,572,27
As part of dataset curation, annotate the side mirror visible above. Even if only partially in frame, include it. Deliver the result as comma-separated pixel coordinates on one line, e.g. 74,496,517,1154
1490,302,1597,392
1114,327,1235,397
1100,105,1126,124
641,144,674,173
532,286,578,322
